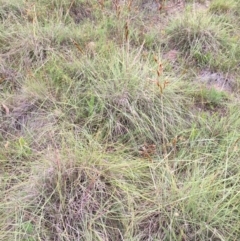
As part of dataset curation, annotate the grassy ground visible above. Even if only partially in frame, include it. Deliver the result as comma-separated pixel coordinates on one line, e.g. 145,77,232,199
0,0,240,240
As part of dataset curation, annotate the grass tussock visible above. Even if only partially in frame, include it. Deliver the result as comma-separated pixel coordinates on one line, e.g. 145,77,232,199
1,0,240,240
209,0,238,14
166,10,240,71
66,49,191,146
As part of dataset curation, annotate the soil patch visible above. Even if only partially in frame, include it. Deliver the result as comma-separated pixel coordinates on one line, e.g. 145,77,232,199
196,70,235,93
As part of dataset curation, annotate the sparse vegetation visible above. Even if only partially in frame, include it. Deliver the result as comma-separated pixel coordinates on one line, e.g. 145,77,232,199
1,0,240,240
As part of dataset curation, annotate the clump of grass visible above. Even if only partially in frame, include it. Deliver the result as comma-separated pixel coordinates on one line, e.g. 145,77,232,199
2,146,148,240
29,153,126,240
166,10,239,71
55,47,193,152
209,0,237,14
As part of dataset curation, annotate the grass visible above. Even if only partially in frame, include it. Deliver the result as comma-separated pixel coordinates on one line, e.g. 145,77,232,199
1,0,240,240
209,0,238,14
166,9,240,71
